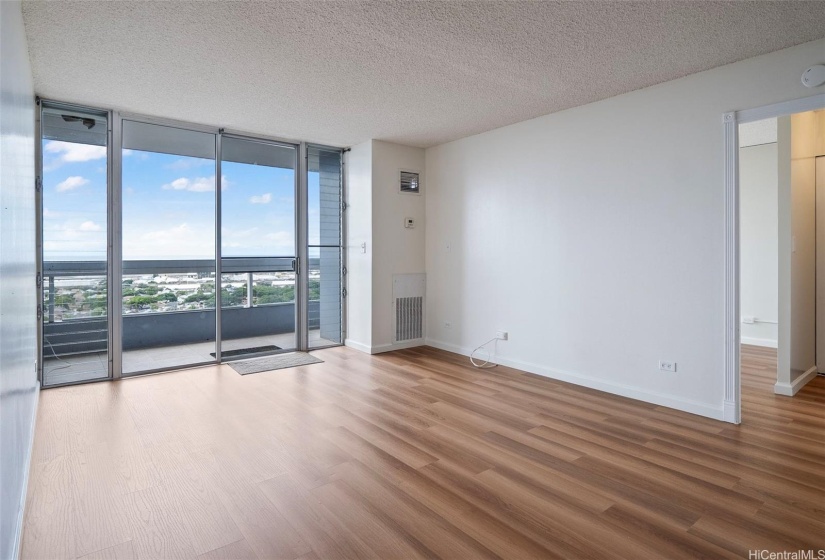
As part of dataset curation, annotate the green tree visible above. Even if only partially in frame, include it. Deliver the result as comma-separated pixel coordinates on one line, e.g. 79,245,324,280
129,295,158,307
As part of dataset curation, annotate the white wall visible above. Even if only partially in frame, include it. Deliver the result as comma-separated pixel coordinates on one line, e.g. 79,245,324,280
777,109,824,395
788,111,819,381
739,141,778,348
345,140,425,352
370,140,426,350
817,157,825,373
344,140,373,349
0,2,39,558
425,38,825,420
777,116,792,390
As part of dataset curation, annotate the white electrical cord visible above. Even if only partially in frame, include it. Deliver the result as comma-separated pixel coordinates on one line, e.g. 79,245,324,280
470,337,499,369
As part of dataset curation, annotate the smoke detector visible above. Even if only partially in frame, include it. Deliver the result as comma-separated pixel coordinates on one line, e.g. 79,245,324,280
801,65,825,88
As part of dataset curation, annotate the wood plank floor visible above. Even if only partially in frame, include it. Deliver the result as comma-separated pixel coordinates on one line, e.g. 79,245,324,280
21,344,825,559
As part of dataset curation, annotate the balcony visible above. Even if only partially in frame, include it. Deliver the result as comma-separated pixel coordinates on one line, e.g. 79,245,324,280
42,258,341,386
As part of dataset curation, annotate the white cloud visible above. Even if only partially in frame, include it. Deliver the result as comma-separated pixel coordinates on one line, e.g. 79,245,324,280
56,176,89,192
45,141,106,163
265,231,293,246
161,174,228,192
164,158,212,171
249,193,272,204
123,222,214,259
79,221,102,232
222,226,259,239
43,207,59,218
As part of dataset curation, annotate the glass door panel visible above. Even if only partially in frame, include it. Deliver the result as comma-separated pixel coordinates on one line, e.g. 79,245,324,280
121,120,217,374
219,136,297,358
307,145,343,348
40,105,110,386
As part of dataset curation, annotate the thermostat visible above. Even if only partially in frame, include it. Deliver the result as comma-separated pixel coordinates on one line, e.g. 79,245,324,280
404,217,415,229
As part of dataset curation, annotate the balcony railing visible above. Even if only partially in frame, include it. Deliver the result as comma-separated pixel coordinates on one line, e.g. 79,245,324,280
42,258,326,358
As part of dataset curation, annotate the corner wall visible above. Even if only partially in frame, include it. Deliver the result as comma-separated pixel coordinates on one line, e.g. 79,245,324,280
344,140,425,352
344,140,373,351
0,1,39,558
787,111,820,385
370,141,425,351
777,109,825,396
425,38,825,420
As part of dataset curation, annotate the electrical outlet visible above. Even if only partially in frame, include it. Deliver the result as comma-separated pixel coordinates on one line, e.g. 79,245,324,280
496,330,508,341
444,321,452,329
658,360,677,372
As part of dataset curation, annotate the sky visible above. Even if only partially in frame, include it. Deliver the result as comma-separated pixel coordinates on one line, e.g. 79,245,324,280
42,139,323,262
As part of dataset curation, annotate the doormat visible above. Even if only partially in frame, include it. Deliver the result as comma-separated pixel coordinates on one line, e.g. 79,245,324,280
210,345,280,358
228,352,323,375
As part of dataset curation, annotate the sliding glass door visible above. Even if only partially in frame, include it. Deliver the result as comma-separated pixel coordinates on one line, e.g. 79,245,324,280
39,104,344,384
219,136,298,359
120,120,217,374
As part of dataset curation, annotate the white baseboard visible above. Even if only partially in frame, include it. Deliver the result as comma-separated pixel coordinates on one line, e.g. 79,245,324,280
425,338,725,421
774,365,818,396
13,380,40,560
345,338,424,355
344,339,373,354
740,336,778,349
723,399,740,424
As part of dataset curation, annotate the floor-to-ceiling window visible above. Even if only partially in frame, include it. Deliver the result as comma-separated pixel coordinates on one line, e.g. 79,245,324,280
120,120,218,374
307,145,344,347
40,104,111,387
38,103,344,386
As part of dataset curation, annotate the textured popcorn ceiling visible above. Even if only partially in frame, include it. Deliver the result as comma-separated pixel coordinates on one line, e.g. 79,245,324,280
21,1,825,148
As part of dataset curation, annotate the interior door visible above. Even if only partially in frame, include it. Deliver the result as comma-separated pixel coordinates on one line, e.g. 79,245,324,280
219,136,299,359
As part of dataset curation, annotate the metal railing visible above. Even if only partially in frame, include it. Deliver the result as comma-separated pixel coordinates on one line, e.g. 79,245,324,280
41,258,325,356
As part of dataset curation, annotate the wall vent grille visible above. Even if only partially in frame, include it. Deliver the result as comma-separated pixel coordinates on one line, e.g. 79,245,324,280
395,297,423,342
400,171,420,194
392,273,425,343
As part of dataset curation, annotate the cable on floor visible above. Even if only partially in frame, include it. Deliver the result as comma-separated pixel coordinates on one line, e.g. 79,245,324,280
470,337,499,369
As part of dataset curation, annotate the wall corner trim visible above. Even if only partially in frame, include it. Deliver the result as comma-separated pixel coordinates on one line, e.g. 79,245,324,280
774,366,819,396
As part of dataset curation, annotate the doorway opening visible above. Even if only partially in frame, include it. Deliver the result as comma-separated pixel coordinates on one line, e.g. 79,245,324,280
729,96,825,422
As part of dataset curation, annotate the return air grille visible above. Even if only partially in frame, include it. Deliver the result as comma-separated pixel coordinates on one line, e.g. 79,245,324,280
395,297,423,342
392,273,426,343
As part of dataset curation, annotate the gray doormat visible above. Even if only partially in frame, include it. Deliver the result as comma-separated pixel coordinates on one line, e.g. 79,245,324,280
210,345,280,358
228,352,323,375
